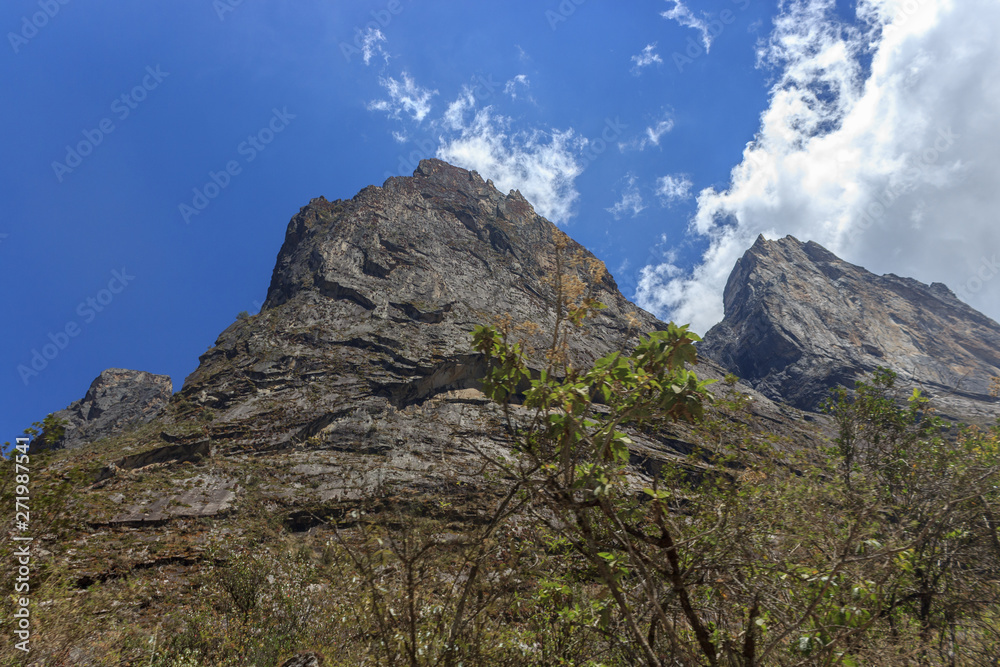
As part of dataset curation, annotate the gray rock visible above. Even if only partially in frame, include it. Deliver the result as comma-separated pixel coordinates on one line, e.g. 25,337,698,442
279,653,324,667
699,235,1000,420
171,160,814,499
47,368,173,449
95,440,210,482
100,474,238,526
179,161,668,455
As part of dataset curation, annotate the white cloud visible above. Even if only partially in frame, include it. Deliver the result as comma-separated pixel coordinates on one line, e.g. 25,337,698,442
644,118,674,149
358,27,388,66
367,76,586,225
607,175,646,219
655,174,692,202
442,86,476,131
619,116,674,151
662,0,714,53
504,74,530,99
436,97,585,224
368,71,438,122
638,0,1000,333
631,43,663,74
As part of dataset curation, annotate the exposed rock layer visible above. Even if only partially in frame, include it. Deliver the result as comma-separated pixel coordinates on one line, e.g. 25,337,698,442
699,235,1000,420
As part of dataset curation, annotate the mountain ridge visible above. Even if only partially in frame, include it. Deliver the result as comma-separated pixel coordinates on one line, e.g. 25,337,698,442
11,161,1000,664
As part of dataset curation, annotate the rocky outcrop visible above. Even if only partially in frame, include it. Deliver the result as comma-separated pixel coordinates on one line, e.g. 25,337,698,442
175,160,675,494
699,235,1000,420
173,160,815,501
95,440,210,482
48,368,173,448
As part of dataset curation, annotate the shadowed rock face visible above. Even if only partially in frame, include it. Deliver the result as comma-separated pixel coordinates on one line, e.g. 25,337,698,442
699,235,1000,420
50,368,173,448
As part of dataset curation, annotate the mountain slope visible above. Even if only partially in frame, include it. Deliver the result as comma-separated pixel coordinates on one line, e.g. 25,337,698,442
43,160,802,531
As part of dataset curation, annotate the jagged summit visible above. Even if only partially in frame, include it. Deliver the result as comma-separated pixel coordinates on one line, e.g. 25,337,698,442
36,160,815,519
47,368,172,449
259,160,626,330
189,157,655,403
700,235,1000,419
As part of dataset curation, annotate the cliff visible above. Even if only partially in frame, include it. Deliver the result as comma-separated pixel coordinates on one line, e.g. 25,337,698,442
699,235,1000,420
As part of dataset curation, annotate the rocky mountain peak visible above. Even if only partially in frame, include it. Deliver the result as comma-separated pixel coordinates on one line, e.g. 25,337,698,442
261,159,563,313
48,368,172,449
701,235,1000,420
174,159,670,488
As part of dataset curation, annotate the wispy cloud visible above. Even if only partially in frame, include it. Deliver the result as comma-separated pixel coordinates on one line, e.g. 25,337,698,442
638,0,1000,332
662,0,714,53
367,68,580,224
504,74,530,99
620,116,674,151
436,100,585,224
655,174,692,202
368,71,438,122
644,118,674,148
359,27,388,65
607,174,645,219
631,43,663,74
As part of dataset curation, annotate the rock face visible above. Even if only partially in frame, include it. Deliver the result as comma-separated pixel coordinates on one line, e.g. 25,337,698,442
50,368,173,448
174,160,812,501
175,159,676,495
699,235,1000,419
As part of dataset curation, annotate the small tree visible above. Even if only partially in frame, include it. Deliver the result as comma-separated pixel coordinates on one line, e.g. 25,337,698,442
824,369,1000,660
470,241,1000,665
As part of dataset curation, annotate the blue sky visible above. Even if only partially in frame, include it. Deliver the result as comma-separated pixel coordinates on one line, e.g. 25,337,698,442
3,0,999,443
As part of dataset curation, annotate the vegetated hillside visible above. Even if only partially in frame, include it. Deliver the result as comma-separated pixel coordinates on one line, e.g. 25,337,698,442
2,161,996,666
